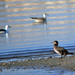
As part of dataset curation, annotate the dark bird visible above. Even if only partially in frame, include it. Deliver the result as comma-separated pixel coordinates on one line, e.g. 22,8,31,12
53,40,73,58
30,13,48,23
0,25,11,33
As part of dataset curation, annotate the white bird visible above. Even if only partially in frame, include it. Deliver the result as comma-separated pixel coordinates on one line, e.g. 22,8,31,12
0,25,11,33
30,13,48,23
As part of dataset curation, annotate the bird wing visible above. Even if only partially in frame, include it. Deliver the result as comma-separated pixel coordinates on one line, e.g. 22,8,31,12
30,17,44,19
56,46,68,52
0,29,6,31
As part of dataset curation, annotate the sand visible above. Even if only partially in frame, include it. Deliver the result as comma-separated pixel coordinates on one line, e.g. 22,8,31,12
0,55,75,71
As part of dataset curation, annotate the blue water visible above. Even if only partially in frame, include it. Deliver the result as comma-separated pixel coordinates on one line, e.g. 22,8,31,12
0,0,75,61
0,68,75,75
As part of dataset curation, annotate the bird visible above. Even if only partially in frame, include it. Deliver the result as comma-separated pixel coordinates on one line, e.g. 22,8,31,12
0,25,11,33
52,40,73,58
30,13,48,23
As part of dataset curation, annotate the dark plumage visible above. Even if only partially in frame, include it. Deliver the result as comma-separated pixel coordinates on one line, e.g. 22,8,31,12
0,29,6,32
53,40,73,58
0,25,11,33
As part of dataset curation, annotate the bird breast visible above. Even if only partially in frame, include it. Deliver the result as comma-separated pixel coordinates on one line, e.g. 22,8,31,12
53,46,61,55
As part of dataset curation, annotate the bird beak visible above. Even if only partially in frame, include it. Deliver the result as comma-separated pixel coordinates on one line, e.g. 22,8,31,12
53,42,56,44
51,41,56,44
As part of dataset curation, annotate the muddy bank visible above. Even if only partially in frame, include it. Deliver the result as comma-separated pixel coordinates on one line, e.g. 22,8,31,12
0,55,75,71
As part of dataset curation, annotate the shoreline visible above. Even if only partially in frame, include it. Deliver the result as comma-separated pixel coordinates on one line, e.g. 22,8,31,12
0,55,75,71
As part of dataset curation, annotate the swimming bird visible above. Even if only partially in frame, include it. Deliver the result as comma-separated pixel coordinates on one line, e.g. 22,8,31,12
0,25,11,33
30,13,48,23
53,40,73,58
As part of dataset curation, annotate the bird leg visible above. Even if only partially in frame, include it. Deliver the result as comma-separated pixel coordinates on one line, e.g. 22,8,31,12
60,55,63,59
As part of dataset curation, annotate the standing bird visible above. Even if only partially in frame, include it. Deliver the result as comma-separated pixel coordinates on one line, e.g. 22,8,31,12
30,13,48,23
53,40,73,58
0,25,11,33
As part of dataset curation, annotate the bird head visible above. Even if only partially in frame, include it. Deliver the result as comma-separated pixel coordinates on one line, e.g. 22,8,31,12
53,40,58,46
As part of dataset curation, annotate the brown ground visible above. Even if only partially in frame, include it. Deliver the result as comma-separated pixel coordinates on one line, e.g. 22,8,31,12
0,55,75,71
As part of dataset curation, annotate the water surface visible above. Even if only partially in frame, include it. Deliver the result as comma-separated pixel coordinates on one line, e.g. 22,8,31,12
0,68,75,75
0,0,75,61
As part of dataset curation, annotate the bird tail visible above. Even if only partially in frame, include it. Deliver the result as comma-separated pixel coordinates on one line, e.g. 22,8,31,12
30,17,37,19
68,52,74,55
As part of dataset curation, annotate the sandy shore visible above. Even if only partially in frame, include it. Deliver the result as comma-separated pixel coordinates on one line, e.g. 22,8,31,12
0,55,75,71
